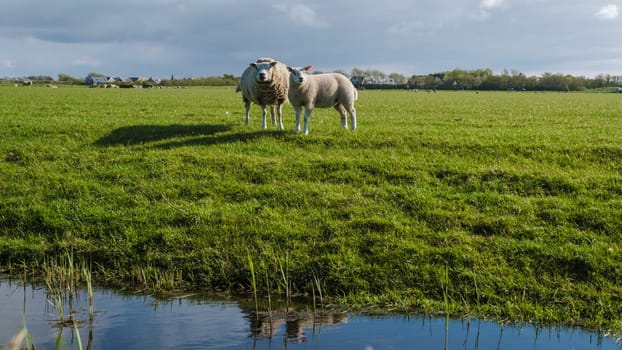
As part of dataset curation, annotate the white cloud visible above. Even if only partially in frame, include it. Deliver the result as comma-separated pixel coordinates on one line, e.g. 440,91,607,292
595,4,619,20
478,0,504,20
273,4,329,28
481,0,503,9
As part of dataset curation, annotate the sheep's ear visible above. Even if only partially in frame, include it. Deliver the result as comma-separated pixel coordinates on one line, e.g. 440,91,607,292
270,61,277,67
250,63,257,67
303,65,313,72
287,66,294,72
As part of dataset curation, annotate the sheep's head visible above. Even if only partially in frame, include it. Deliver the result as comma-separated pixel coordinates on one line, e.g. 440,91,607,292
250,61,278,83
287,65,313,85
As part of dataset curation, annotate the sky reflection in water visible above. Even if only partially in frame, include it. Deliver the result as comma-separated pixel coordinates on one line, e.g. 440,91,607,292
0,279,620,350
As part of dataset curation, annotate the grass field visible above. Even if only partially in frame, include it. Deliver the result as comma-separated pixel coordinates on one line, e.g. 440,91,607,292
1,85,621,331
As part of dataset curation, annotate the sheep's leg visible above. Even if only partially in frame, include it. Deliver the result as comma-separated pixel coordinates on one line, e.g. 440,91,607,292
269,105,277,126
303,108,313,135
244,98,251,125
294,106,302,133
276,103,284,130
349,106,357,131
261,105,268,129
334,104,348,129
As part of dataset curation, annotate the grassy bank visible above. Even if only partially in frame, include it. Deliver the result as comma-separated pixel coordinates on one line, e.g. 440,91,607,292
1,86,621,331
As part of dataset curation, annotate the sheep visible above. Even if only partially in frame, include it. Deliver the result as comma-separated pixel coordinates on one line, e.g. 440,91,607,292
236,58,289,130
286,65,358,135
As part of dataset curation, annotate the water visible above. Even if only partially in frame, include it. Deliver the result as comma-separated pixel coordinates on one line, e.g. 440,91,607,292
0,279,620,350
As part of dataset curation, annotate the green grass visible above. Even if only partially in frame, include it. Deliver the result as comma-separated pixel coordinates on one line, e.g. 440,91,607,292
1,86,621,332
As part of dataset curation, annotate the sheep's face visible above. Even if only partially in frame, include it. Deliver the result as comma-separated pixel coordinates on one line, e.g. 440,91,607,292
287,66,313,85
250,61,277,83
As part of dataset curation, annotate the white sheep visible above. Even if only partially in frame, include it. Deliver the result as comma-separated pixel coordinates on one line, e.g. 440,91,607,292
236,58,289,130
287,65,358,135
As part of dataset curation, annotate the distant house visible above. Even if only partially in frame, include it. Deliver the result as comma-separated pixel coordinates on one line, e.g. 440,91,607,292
85,76,109,86
85,75,161,87
128,77,150,83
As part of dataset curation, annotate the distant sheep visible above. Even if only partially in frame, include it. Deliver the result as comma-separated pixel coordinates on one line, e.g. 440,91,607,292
237,58,289,129
287,65,358,135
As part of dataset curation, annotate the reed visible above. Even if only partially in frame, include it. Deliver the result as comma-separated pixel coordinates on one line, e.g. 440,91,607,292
66,251,75,300
82,265,94,320
278,253,291,312
74,320,84,350
54,328,64,350
265,269,273,324
312,273,324,314
131,265,182,296
442,265,450,350
47,293,64,324
312,278,317,314
247,251,259,318
41,251,84,302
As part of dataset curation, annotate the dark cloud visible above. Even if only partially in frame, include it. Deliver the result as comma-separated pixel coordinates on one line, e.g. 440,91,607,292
1,0,621,78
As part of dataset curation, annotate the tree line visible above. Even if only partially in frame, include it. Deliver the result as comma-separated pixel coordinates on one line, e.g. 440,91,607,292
406,69,622,92
285,67,622,91
0,73,238,87
4,69,622,92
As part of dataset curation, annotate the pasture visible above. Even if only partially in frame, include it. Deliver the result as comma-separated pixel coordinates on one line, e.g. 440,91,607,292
1,86,621,331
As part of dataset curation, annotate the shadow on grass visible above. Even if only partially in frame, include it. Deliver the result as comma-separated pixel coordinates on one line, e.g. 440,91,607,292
153,129,288,149
94,123,288,147
94,124,233,146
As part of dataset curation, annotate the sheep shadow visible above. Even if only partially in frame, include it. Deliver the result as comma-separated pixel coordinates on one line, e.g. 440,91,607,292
152,129,288,149
94,124,233,146
94,123,289,148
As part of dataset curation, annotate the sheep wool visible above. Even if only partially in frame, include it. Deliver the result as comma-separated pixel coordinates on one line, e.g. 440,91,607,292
287,65,358,135
237,58,289,129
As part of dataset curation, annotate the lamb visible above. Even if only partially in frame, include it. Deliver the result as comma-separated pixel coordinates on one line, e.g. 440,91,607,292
236,58,289,130
286,65,358,135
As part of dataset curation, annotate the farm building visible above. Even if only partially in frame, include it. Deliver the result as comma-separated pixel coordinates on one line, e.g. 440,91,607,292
85,76,110,86
84,75,160,87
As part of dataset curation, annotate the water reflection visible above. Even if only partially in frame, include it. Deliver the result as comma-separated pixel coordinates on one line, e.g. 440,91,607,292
1,278,620,350
248,309,348,343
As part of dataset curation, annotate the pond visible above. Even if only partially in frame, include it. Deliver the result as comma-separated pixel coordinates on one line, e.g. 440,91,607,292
0,279,620,350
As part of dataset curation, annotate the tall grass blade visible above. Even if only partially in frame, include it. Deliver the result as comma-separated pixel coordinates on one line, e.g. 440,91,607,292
82,265,94,320
247,251,259,318
74,320,83,350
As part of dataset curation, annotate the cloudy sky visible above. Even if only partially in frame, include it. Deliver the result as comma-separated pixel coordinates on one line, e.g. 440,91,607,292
1,0,621,79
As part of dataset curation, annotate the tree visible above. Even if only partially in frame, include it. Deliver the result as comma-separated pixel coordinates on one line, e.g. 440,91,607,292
314,66,617,91
351,68,365,77
58,73,83,84
540,73,567,91
407,75,427,88
388,73,406,84
26,75,53,82
367,69,386,84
